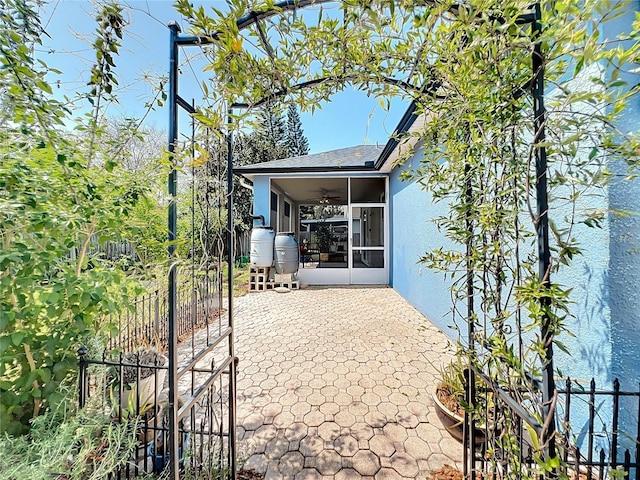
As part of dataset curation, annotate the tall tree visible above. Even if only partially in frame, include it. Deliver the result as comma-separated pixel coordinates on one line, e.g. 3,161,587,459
285,103,309,157
253,103,287,162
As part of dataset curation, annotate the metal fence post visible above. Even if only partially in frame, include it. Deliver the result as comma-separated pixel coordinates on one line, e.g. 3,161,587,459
78,347,88,409
532,3,557,473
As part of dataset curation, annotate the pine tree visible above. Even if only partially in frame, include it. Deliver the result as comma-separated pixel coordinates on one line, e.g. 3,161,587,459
285,103,310,157
254,103,287,162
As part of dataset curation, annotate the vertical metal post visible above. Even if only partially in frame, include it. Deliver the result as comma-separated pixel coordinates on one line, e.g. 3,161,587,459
77,347,88,408
227,110,237,479
463,158,476,478
168,21,181,480
532,3,557,471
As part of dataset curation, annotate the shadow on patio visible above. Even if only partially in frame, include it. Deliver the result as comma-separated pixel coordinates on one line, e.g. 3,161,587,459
233,286,463,479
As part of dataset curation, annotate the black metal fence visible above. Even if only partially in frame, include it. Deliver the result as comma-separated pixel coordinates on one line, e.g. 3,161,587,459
468,374,640,479
107,272,221,354
78,267,233,478
78,349,233,479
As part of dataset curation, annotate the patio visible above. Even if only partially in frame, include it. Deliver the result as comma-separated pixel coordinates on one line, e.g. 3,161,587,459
232,286,463,479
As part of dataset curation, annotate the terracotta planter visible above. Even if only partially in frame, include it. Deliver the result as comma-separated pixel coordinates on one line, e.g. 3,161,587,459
432,391,487,444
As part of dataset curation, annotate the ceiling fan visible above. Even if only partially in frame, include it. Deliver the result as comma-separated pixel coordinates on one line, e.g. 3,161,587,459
319,190,341,203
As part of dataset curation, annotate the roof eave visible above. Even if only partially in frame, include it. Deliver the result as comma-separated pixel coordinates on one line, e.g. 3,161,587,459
374,101,419,170
233,165,378,175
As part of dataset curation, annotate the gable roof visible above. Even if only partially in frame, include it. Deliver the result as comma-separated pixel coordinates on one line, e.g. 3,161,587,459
234,145,383,174
234,102,422,176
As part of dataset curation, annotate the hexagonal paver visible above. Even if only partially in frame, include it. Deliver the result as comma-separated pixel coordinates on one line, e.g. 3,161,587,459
273,411,295,428
303,410,325,427
243,412,265,431
373,384,393,398
279,451,304,475
415,421,444,443
265,435,289,460
262,402,283,419
295,468,323,480
316,449,342,475
280,392,300,406
370,434,396,457
388,391,410,406
307,391,326,406
350,422,374,442
378,402,399,418
334,409,356,427
318,421,341,441
294,385,313,398
334,434,359,456
322,371,339,383
383,422,408,443
285,422,308,442
403,435,431,460
320,385,339,398
364,410,387,428
260,378,278,390
395,411,420,428
244,453,269,474
254,424,278,444
319,401,340,416
335,392,353,406
335,468,361,480
387,452,419,477
362,391,382,406
352,450,381,475
375,467,404,479
291,401,312,418
299,434,324,457
346,384,365,397
348,400,369,416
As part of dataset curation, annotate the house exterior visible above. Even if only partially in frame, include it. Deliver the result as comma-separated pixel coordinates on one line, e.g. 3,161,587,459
237,105,638,399
236,144,390,286
236,11,639,408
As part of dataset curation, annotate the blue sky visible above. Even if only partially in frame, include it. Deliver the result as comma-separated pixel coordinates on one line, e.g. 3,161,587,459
39,1,408,154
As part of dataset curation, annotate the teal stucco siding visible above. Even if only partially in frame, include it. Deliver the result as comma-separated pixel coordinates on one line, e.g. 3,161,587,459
389,146,461,342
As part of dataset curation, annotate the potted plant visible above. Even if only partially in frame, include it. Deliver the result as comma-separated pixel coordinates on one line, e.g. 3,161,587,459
108,346,167,442
147,396,190,472
117,347,167,411
314,224,335,261
432,356,489,444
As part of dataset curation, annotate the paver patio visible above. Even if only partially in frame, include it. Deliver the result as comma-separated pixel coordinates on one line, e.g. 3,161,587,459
233,286,463,479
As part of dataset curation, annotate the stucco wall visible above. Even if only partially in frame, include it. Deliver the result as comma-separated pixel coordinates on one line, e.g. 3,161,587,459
546,62,614,389
387,5,640,450
389,145,462,344
252,176,271,227
605,3,640,392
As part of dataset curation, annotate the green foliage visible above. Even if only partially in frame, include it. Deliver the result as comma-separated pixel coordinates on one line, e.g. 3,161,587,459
285,103,310,157
174,0,640,475
0,397,139,480
0,0,159,435
0,144,146,435
313,224,336,252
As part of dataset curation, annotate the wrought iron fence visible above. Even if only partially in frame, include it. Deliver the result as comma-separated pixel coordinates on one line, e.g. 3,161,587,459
78,264,233,478
77,350,233,478
467,373,640,479
107,271,221,354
